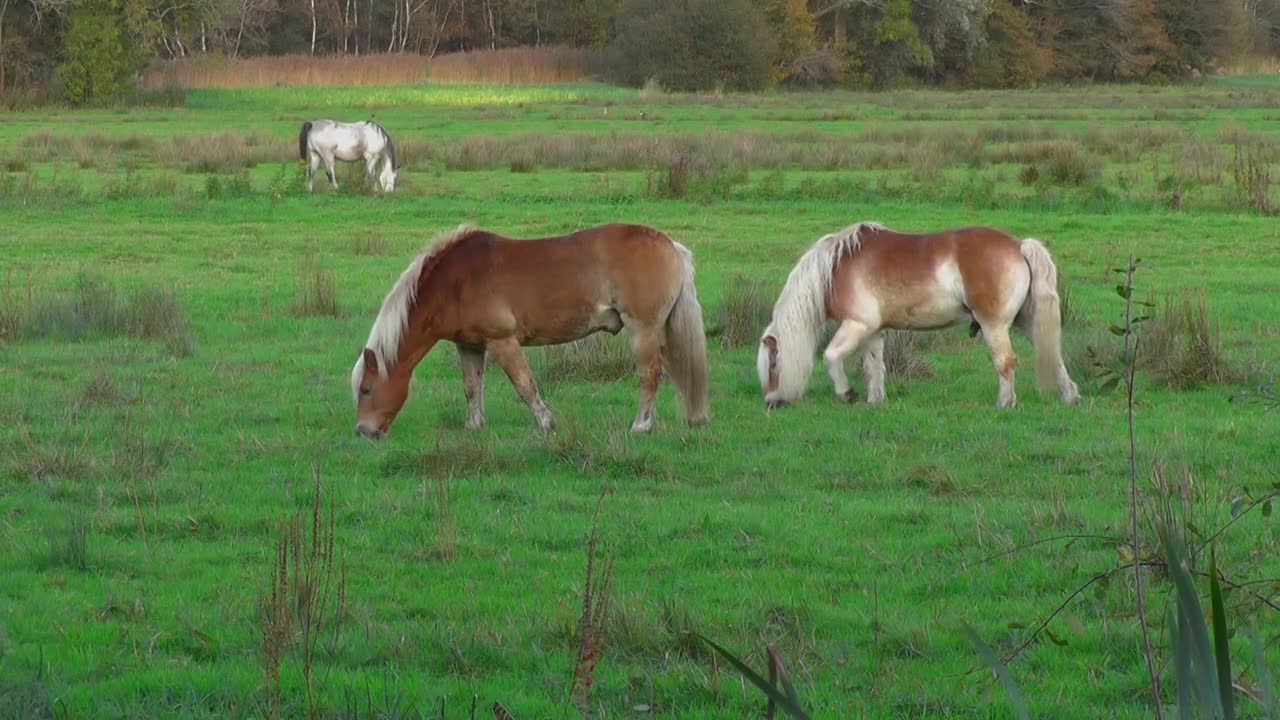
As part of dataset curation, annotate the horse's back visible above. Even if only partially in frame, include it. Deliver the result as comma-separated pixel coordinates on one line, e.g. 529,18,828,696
837,225,1028,328
426,224,686,345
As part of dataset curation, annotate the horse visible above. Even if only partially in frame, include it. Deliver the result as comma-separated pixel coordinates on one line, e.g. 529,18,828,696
351,223,710,439
757,222,1080,410
298,119,398,193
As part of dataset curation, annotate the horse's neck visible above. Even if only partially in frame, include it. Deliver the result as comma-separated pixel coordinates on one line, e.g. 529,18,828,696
396,302,436,370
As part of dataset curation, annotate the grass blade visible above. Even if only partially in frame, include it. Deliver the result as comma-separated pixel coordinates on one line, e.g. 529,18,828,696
1250,622,1277,719
1209,548,1235,720
692,634,811,720
961,623,1030,720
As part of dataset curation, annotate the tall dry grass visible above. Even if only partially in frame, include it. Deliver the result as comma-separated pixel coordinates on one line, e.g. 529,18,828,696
141,47,599,89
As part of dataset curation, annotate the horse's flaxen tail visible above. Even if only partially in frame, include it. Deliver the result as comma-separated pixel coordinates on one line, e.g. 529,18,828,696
1021,238,1079,403
759,222,879,404
665,241,710,426
298,121,313,160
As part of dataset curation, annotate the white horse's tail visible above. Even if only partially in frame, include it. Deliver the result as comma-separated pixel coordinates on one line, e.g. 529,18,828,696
665,241,710,426
1020,238,1070,394
760,222,881,403
298,121,313,160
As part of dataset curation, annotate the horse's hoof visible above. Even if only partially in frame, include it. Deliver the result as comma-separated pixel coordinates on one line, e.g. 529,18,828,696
464,419,485,431
840,389,860,403
765,398,788,411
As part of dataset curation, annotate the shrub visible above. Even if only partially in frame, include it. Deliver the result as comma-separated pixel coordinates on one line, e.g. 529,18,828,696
608,0,777,92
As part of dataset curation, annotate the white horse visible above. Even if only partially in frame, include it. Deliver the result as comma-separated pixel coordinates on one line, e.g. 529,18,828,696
298,120,398,193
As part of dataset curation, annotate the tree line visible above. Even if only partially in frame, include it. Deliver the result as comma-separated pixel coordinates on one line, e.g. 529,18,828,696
1,0,1278,100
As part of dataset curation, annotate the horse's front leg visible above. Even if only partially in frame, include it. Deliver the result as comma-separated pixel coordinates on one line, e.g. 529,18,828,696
364,155,378,190
487,337,555,432
458,345,487,430
824,319,873,403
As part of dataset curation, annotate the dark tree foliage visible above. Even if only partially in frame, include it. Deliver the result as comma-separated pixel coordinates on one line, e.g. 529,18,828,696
2,0,1279,99
607,0,776,91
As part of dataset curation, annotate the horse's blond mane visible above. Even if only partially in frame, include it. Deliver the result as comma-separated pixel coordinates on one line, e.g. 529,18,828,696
351,224,477,400
759,221,885,402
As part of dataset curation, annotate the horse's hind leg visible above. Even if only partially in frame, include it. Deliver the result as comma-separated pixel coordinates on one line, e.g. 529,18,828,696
323,153,339,189
979,320,1018,408
628,324,663,433
861,333,887,404
458,345,486,430
307,152,320,192
487,337,554,432
824,319,874,403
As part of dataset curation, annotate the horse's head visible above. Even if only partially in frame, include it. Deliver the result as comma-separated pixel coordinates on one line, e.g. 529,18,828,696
379,161,398,192
757,331,785,409
352,348,410,440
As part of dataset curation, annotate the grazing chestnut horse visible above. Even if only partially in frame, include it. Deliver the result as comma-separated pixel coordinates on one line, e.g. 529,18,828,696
352,224,710,438
758,222,1079,409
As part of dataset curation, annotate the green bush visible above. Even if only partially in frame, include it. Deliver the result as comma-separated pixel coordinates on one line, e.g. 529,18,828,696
607,0,777,92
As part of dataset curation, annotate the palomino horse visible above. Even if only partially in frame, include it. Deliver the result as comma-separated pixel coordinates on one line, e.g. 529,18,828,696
299,120,398,193
758,222,1079,409
352,224,710,438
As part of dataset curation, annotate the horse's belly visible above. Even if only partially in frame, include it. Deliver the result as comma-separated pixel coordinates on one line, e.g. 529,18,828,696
881,299,970,331
519,304,621,346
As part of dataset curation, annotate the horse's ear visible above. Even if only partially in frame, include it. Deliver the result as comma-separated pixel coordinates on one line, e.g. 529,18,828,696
361,348,379,376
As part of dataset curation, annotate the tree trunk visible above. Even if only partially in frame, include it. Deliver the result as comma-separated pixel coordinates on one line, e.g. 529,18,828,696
310,0,317,54
834,6,846,49
200,21,207,52
388,0,397,52
0,0,8,94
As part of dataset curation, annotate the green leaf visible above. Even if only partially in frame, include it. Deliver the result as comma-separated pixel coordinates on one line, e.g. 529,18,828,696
1110,324,1128,336
1099,377,1120,395
961,623,1031,720
1116,284,1133,300
1264,499,1273,518
692,634,811,720
1046,628,1069,647
1209,548,1236,720
1172,606,1194,720
1163,532,1221,717
1133,315,1151,324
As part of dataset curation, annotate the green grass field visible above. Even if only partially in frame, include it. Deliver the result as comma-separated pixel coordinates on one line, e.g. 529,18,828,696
2,78,1279,719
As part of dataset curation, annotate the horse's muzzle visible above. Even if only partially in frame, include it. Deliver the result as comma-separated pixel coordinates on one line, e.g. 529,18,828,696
355,424,385,441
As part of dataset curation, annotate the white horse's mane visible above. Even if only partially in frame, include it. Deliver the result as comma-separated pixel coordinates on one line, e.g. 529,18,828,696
759,221,886,402
351,224,477,401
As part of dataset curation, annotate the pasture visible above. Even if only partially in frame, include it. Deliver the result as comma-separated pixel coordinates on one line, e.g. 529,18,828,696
1,79,1279,718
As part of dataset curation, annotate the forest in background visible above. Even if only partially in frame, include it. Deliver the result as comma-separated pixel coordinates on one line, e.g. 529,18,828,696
2,0,1280,102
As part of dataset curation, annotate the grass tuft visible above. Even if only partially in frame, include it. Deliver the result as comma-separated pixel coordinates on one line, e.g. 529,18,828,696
882,331,935,379
715,275,773,348
535,333,633,385
0,273,194,356
289,256,341,318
